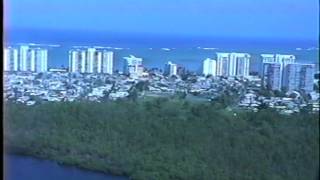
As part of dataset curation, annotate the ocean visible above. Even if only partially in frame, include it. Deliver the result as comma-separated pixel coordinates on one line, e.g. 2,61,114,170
4,29,319,73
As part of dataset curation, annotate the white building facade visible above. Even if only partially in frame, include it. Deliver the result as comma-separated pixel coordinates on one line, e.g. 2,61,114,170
262,62,282,91
69,48,113,74
123,55,143,77
230,53,250,77
261,54,296,91
164,61,178,76
216,52,250,77
102,51,114,74
34,48,48,72
4,47,19,71
283,63,315,93
19,46,48,72
69,49,86,73
202,58,217,76
19,45,30,71
216,53,229,76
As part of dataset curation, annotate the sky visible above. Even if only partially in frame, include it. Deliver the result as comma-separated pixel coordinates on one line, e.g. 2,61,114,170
4,0,319,41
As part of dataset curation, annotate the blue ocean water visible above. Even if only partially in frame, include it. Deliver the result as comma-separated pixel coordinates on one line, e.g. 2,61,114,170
4,154,128,180
5,29,319,73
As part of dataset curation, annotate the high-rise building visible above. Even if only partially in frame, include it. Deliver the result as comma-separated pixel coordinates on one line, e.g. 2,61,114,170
164,61,177,76
19,45,31,71
34,48,48,72
262,62,282,90
69,49,86,73
202,58,216,76
93,50,103,73
177,65,186,76
228,53,238,76
18,46,48,72
102,51,113,74
86,48,96,73
4,47,19,71
283,63,315,92
230,53,250,77
261,54,296,86
69,48,113,74
216,53,229,76
261,54,275,76
282,63,301,92
123,55,143,77
216,52,250,77
300,64,315,93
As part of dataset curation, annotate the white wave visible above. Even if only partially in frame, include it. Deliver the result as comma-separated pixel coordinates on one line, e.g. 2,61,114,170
306,47,318,51
202,47,218,50
48,44,61,47
114,47,123,50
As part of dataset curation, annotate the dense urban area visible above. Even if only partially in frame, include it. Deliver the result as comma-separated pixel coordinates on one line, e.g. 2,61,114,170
4,44,320,114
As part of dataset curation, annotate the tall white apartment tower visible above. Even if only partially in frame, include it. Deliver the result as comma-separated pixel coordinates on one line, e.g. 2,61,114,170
262,62,282,91
102,51,113,74
164,61,178,76
69,49,86,73
19,45,30,71
228,53,238,76
69,48,113,74
283,63,315,93
4,47,19,71
86,48,96,73
261,54,295,88
202,58,217,76
19,45,47,72
34,48,48,72
230,53,250,77
93,51,103,73
216,53,229,76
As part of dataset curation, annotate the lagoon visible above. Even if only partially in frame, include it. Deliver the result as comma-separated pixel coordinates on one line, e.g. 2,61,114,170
4,154,128,180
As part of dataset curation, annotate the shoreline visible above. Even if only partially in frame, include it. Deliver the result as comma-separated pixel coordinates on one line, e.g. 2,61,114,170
4,145,129,179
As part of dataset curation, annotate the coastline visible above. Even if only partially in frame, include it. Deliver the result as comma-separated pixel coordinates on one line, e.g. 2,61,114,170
4,144,129,179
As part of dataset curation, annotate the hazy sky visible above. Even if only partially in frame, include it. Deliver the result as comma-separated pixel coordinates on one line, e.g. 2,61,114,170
4,0,319,40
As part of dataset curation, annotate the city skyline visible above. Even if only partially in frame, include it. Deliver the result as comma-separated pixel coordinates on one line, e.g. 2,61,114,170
4,44,316,94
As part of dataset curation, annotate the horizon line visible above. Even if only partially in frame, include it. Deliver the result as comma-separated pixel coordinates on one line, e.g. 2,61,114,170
4,27,320,43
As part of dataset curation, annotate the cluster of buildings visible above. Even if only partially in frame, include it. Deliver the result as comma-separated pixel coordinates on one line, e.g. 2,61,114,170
201,53,251,77
262,54,315,93
4,45,318,113
4,46,48,72
5,46,314,95
69,48,113,74
197,52,315,93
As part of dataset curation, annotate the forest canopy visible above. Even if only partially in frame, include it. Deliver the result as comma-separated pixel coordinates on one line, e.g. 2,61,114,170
4,98,319,180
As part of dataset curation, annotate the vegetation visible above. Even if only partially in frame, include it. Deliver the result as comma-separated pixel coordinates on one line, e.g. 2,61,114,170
4,98,319,180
